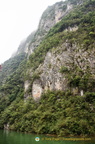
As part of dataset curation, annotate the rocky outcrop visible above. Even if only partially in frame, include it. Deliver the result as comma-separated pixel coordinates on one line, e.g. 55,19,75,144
26,1,75,57
64,25,78,32
24,80,30,92
32,79,43,101
32,43,72,97
4,123,9,130
25,40,95,100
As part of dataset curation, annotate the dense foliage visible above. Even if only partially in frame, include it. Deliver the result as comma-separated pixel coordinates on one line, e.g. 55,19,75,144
0,54,26,114
0,53,26,85
0,90,95,136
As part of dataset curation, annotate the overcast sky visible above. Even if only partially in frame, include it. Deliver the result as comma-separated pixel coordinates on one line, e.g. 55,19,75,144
0,0,65,64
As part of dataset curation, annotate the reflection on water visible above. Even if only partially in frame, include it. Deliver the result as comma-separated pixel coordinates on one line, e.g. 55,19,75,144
0,129,95,144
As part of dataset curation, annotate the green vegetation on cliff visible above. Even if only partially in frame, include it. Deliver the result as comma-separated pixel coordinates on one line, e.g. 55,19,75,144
0,90,95,136
0,0,95,137
0,53,26,113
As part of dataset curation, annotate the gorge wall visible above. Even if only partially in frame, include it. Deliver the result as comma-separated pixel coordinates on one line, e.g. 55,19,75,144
0,0,95,136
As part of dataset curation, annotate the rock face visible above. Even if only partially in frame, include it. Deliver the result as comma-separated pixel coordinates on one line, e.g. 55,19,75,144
32,80,43,101
24,80,30,92
14,1,77,58
26,40,95,100
27,1,77,57
39,51,68,91
32,46,68,97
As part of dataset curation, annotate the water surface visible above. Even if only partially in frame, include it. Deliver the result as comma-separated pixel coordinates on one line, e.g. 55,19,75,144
0,130,95,144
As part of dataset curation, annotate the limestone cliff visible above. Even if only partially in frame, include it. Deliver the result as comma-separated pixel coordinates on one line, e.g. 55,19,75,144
24,0,95,101
25,40,95,100
28,1,74,56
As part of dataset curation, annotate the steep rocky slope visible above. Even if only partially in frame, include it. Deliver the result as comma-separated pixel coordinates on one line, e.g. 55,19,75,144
14,0,83,57
25,0,95,101
27,0,73,56
0,0,95,136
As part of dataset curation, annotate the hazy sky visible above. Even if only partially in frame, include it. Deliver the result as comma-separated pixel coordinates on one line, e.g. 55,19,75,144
0,0,64,64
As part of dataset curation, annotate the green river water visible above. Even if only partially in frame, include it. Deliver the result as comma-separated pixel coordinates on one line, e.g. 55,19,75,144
0,129,95,144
